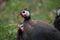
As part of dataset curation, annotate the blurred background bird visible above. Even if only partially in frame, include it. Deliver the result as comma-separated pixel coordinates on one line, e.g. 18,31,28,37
54,7,60,31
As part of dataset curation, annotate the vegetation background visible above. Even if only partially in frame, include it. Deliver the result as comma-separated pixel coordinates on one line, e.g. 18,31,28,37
0,0,60,40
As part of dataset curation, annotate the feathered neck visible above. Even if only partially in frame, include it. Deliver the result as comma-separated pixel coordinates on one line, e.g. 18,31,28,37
24,16,31,22
56,16,60,19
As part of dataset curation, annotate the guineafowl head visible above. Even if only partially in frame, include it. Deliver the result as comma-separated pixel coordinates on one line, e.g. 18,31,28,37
19,8,31,21
17,23,24,32
56,7,60,18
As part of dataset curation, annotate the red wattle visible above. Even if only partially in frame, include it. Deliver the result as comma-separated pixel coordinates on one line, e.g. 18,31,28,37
23,15,27,18
18,27,21,31
21,29,24,32
20,13,27,18
18,27,24,32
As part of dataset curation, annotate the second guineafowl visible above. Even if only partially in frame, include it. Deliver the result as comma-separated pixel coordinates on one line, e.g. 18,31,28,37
54,7,60,31
16,23,24,40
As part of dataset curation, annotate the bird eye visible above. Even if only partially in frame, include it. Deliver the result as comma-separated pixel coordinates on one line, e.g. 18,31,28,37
22,11,25,13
